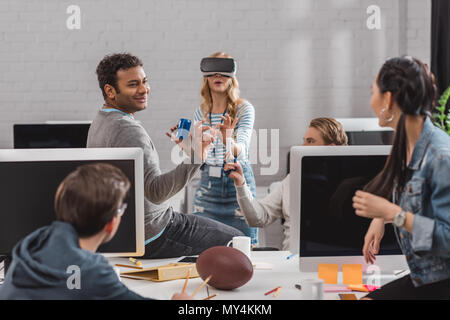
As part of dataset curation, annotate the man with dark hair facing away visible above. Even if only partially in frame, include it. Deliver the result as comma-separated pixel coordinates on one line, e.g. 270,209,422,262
0,163,191,300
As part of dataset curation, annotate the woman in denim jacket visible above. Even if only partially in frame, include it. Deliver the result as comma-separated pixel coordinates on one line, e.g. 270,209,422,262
352,56,450,299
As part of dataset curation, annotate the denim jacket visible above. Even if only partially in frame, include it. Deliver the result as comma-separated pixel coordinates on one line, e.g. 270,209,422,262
394,117,450,287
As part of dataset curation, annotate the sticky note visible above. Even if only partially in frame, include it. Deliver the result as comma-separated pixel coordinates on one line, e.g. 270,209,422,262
318,264,338,284
339,293,357,300
342,264,363,285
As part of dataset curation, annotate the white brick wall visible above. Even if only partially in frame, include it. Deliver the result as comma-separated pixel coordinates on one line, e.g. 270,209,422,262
405,0,431,62
0,0,431,184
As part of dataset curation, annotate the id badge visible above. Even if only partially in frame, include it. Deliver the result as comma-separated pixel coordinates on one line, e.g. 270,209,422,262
208,166,222,178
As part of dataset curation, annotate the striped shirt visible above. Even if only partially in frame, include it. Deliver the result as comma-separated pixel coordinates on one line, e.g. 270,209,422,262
193,102,255,166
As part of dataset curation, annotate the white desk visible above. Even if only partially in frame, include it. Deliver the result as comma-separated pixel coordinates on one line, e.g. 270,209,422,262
109,251,369,300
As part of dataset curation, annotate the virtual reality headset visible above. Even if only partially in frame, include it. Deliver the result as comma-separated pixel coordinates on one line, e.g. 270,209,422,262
200,57,236,78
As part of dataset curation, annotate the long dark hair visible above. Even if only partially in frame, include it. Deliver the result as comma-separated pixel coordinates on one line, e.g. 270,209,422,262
364,56,437,200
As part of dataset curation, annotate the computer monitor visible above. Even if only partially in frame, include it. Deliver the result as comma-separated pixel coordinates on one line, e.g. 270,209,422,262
0,148,145,259
289,146,408,274
335,118,394,145
13,122,91,148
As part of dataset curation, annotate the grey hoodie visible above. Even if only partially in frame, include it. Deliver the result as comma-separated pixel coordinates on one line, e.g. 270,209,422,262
0,221,147,300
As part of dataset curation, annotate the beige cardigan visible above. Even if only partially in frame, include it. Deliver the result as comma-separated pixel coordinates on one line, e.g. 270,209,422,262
235,175,290,250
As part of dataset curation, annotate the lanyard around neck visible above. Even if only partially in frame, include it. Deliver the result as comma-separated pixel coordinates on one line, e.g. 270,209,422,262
209,109,227,164
209,109,227,126
101,107,134,119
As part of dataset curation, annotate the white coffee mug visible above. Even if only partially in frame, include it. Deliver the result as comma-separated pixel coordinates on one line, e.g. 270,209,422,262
227,236,251,259
299,278,324,300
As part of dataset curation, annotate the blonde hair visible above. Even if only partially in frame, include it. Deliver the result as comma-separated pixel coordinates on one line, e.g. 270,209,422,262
200,52,245,122
309,118,348,146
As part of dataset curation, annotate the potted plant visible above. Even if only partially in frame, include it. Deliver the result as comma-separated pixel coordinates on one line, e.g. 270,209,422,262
432,86,450,135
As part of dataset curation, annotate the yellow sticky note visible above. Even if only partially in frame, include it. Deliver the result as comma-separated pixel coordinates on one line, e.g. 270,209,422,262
348,284,369,292
318,264,338,284
342,264,363,285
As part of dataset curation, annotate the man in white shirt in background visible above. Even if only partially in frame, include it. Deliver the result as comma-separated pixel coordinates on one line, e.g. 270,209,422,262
224,118,348,250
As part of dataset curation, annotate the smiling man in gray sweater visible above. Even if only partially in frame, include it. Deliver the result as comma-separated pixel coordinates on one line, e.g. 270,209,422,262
87,53,243,258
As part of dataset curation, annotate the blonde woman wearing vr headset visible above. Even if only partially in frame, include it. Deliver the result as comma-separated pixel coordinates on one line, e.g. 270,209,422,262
192,52,258,245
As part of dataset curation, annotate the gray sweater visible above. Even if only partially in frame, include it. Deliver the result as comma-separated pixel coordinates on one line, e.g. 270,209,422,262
87,110,201,240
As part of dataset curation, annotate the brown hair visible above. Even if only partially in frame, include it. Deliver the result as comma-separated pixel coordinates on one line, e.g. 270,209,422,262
309,118,348,146
54,163,130,237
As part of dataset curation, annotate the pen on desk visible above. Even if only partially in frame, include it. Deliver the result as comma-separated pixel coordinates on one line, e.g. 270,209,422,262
286,253,296,260
192,275,212,297
264,286,281,296
182,268,191,294
273,287,282,297
394,269,407,276
129,257,142,267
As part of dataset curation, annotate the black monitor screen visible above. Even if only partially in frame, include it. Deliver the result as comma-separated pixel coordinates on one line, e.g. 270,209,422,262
346,131,394,145
14,124,90,148
0,160,136,255
300,155,401,257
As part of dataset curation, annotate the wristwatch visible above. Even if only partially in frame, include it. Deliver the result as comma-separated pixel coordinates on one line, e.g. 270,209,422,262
393,209,407,227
